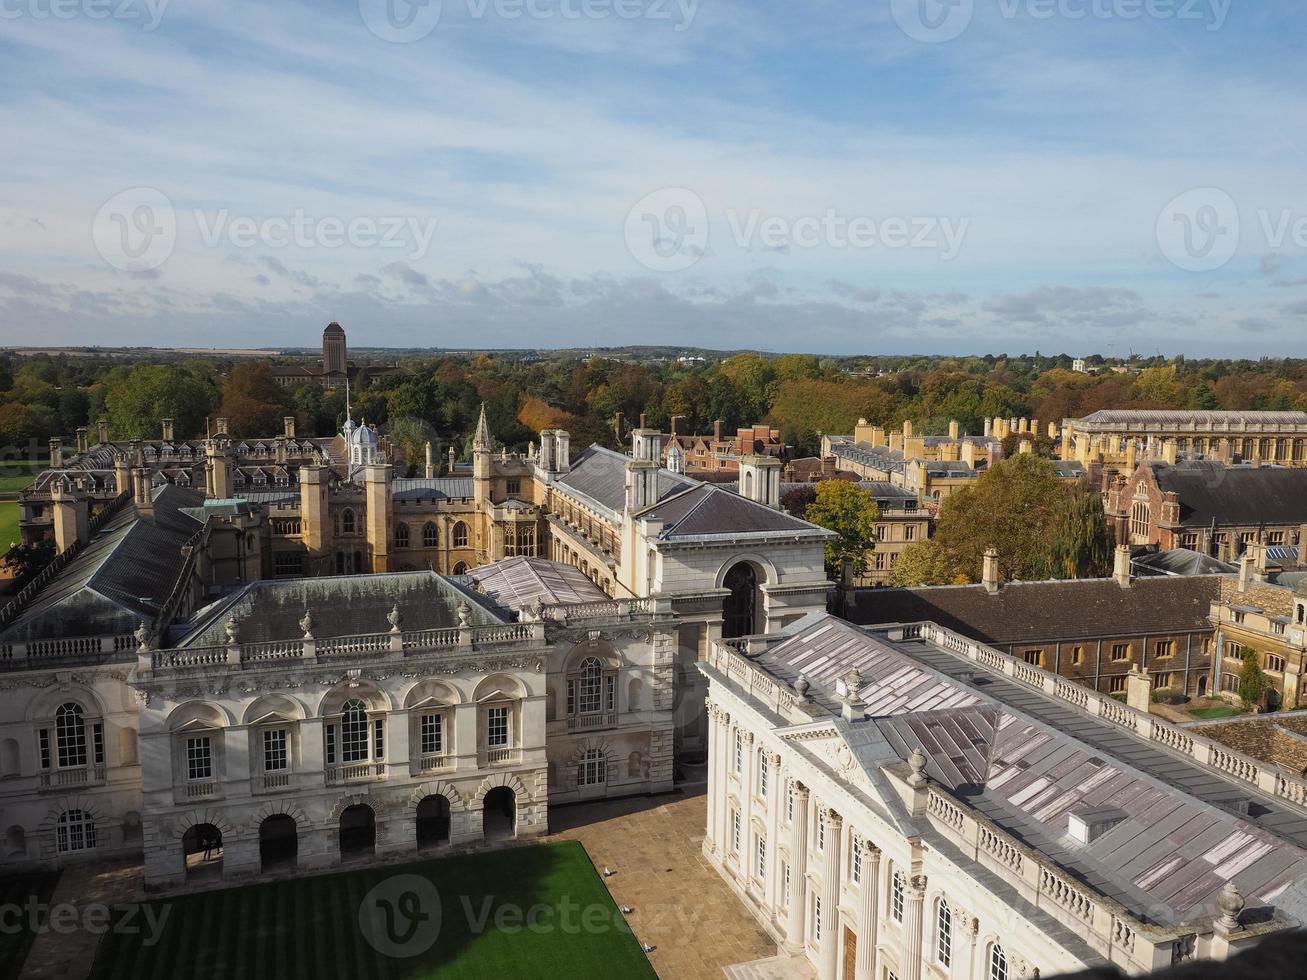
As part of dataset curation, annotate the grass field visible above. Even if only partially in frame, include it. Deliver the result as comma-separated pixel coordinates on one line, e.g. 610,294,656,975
89,841,657,980
0,459,42,495
0,871,62,979
1189,705,1241,720
0,502,21,551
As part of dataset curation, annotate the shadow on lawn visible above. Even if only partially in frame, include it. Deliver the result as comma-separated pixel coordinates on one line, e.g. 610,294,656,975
89,840,650,980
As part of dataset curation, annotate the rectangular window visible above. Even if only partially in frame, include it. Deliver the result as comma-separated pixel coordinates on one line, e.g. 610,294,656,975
273,552,304,576
373,719,385,761
904,525,916,541
605,675,616,712
1111,643,1130,662
732,809,742,853
506,479,521,495
817,809,826,851
263,729,288,772
1154,640,1175,659
186,736,212,781
1108,675,1127,693
814,895,823,942
787,785,794,822
92,723,104,766
783,863,791,906
734,730,743,774
1023,649,1043,666
758,752,769,798
852,841,862,884
487,706,509,748
1266,654,1286,673
1071,646,1085,665
326,724,336,765
566,679,576,716
891,872,905,922
420,714,443,755
38,729,50,770
756,834,767,879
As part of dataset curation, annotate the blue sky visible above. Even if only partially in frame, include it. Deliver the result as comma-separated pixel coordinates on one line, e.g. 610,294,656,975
1,0,1305,355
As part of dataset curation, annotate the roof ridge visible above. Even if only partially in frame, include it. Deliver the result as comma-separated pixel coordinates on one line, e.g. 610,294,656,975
654,483,715,534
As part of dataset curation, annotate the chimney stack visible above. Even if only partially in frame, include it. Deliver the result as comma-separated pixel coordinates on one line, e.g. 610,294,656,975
982,547,1001,594
97,418,110,444
948,419,960,440
738,455,782,509
632,429,660,464
216,417,229,436
284,416,296,439
554,430,571,473
424,441,434,479
75,427,89,454
670,415,687,437
1238,552,1253,594
161,418,174,442
447,445,457,475
1114,544,1132,588
49,437,63,469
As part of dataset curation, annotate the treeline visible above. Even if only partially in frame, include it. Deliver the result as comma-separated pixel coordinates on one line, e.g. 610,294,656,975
5,350,1307,469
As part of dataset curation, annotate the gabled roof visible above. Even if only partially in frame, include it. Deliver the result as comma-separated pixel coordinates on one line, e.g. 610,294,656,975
1150,461,1307,528
638,484,822,539
467,556,608,612
847,576,1221,643
553,445,697,513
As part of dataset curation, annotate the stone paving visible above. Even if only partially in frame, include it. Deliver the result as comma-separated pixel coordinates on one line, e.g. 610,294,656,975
19,860,141,980
548,788,780,980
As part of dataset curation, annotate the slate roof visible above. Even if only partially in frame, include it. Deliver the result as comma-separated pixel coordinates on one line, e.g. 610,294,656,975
640,484,824,539
1150,461,1307,528
391,477,475,500
1132,548,1239,578
554,445,696,513
743,614,1307,927
467,556,608,612
847,576,1221,643
1,485,205,642
177,571,503,647
1077,410,1307,427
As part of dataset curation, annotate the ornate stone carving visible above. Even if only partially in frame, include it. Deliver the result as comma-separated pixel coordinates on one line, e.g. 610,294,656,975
387,603,403,633
299,611,315,638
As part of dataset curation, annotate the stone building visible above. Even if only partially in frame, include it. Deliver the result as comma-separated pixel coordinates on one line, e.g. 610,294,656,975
1061,409,1307,468
270,321,350,390
701,612,1307,980
846,547,1221,700
1105,458,1307,559
1207,565,1307,709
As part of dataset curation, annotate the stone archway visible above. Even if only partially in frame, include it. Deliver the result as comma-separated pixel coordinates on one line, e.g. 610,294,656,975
483,786,516,840
339,803,376,860
259,815,298,872
182,822,224,878
416,796,451,849
722,561,760,639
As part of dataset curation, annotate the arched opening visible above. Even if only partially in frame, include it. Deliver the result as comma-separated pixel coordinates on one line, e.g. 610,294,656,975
182,823,223,878
722,562,760,639
259,815,298,872
482,787,516,841
452,521,469,548
5,826,26,857
416,795,451,849
1197,675,1209,697
0,738,19,777
452,561,468,575
395,523,410,549
339,804,376,859
423,522,439,548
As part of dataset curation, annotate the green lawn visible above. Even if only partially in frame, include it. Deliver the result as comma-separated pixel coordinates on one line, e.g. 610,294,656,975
0,870,62,979
1189,705,1242,720
0,502,21,552
0,459,43,494
89,841,657,980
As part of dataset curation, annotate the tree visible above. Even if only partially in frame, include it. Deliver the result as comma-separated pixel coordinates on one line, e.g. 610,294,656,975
1238,648,1269,711
219,362,292,436
891,539,971,587
804,480,880,578
779,484,816,519
104,363,218,439
1043,481,1113,579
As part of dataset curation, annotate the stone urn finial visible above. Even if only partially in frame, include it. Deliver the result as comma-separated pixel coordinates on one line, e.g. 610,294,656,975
387,603,403,633
299,610,315,639
225,616,240,646
457,600,471,627
793,673,810,701
907,746,929,787
134,620,152,652
1217,881,1244,931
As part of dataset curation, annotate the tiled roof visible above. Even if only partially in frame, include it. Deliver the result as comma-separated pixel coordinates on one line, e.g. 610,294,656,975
847,576,1221,643
1132,548,1239,577
1151,461,1307,528
177,571,503,646
554,445,696,513
468,556,608,612
391,477,475,500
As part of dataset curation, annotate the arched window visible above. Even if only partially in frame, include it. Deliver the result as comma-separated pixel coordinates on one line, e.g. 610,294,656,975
395,523,410,549
56,703,87,768
578,657,602,713
452,521,468,548
423,522,438,548
578,748,606,785
340,699,369,763
57,809,96,853
452,562,468,575
341,509,356,535
989,944,1008,980
937,900,952,967
891,869,906,922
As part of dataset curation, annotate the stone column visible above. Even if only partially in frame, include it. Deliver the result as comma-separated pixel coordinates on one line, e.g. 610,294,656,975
717,714,733,861
738,730,756,882
785,781,810,952
819,807,843,980
704,701,720,855
855,843,881,980
764,752,784,916
902,873,927,980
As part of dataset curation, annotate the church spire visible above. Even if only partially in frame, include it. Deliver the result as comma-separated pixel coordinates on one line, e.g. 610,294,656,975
473,403,492,452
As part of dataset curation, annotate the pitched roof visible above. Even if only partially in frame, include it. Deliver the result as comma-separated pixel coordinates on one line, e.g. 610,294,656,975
1077,409,1307,426
1150,461,1307,528
554,445,697,513
847,576,1221,643
640,484,826,539
467,556,608,612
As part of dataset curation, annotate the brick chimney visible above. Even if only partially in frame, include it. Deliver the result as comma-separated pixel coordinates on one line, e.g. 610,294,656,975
284,416,296,439
713,419,723,442
670,415,687,437
821,455,837,478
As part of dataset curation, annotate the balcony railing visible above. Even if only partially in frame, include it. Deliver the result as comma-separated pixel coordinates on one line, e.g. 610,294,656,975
325,761,386,785
38,765,106,790
567,711,618,731
254,771,292,793
186,779,218,799
485,747,520,766
417,753,453,773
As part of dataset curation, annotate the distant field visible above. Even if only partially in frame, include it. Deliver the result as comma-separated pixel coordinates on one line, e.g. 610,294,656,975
0,459,42,494
0,503,21,552
90,841,656,980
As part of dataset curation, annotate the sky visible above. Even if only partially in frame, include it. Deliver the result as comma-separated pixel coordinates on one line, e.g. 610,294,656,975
1,0,1305,356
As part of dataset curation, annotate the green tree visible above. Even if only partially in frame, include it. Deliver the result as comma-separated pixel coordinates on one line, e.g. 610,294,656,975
804,480,880,578
1043,481,1113,579
104,363,218,439
1238,648,1269,711
891,539,970,587
219,362,292,436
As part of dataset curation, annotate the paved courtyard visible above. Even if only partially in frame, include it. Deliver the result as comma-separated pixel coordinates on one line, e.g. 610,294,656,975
548,788,779,980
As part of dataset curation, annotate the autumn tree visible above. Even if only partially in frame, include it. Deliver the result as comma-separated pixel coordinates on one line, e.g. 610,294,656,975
804,480,880,579
1043,480,1113,580
219,362,292,436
